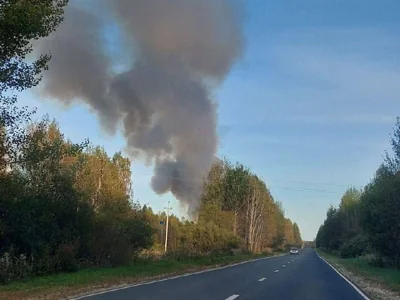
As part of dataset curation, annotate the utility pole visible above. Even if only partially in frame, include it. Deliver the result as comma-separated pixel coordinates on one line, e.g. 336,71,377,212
164,201,173,253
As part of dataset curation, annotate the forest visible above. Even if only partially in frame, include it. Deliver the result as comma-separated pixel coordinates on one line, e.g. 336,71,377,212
0,0,302,284
316,117,400,269
0,117,302,283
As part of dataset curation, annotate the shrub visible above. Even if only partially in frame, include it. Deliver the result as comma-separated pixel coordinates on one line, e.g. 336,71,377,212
31,248,60,276
0,252,33,284
88,213,154,267
57,242,79,273
339,235,368,258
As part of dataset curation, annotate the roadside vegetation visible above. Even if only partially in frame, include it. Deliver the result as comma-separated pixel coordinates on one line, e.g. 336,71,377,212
0,252,274,299
316,117,400,297
318,250,400,300
0,0,302,295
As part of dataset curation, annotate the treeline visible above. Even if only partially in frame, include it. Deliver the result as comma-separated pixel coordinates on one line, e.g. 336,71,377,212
199,159,302,252
0,120,155,281
0,0,302,284
316,118,400,268
142,159,303,255
303,241,315,248
0,118,302,283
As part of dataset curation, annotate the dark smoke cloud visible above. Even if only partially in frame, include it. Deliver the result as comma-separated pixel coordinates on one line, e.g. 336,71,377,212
37,0,244,214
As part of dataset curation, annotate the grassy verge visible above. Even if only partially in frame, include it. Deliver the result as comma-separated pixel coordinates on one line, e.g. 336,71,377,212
317,249,400,300
0,252,278,300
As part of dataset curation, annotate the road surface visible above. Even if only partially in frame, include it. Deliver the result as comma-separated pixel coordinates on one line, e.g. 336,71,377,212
77,248,367,300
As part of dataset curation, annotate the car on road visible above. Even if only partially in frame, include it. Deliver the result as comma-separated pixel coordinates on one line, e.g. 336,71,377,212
290,247,299,255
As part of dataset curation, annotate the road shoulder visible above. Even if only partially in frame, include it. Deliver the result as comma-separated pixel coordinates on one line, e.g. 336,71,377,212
316,250,400,300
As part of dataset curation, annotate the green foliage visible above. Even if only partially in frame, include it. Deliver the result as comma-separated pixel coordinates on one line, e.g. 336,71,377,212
318,250,400,294
1,0,68,175
317,118,400,269
316,187,364,252
0,120,154,282
0,0,68,93
89,213,154,267
222,160,250,212
385,117,400,173
360,167,400,267
339,235,368,258
178,222,241,255
359,120,400,267
198,159,302,253
316,206,345,251
0,251,32,284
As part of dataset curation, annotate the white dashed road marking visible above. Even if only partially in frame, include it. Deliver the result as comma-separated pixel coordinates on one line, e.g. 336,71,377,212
225,295,240,300
274,269,279,273
258,277,266,282
282,265,286,267
72,254,287,299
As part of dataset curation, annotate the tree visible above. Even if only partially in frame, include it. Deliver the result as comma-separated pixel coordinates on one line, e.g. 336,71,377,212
0,97,36,172
315,206,344,251
359,119,400,267
1,0,69,174
200,159,226,207
361,165,400,267
0,119,91,269
72,146,132,213
222,160,250,235
293,223,302,247
0,117,156,280
385,117,400,173
316,118,400,263
272,201,286,250
0,0,68,93
339,187,361,239
244,176,266,252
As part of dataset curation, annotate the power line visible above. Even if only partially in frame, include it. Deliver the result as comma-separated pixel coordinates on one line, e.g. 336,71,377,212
268,186,342,194
266,179,351,188
135,172,346,195
138,162,356,188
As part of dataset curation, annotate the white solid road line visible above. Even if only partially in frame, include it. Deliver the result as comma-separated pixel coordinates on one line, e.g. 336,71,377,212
258,277,266,282
225,294,240,300
315,250,370,300
71,254,287,299
274,269,279,273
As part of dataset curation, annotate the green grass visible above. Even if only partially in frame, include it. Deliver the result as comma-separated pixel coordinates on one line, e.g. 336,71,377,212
317,250,400,294
0,252,272,299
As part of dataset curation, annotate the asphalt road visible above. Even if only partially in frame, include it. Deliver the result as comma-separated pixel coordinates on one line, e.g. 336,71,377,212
77,248,367,300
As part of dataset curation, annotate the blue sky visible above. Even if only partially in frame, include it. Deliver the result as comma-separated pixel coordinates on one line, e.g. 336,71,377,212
18,0,400,240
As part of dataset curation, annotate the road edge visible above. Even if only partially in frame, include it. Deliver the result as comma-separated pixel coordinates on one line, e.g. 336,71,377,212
71,253,287,299
315,250,370,300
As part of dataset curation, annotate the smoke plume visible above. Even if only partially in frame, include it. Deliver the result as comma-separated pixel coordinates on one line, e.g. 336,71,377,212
37,0,244,213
